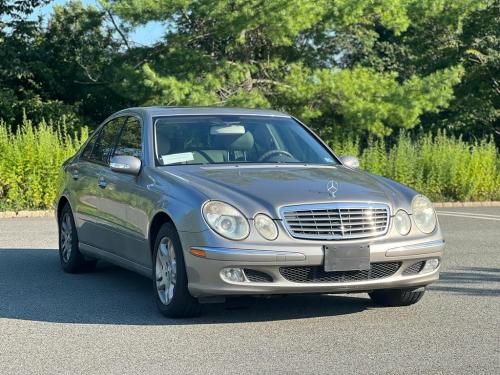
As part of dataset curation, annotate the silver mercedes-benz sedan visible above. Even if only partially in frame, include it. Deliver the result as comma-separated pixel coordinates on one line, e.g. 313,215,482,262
56,107,445,318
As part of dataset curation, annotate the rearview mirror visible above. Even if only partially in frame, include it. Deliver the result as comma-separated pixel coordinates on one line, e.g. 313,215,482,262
339,155,360,169
110,155,141,175
210,124,245,135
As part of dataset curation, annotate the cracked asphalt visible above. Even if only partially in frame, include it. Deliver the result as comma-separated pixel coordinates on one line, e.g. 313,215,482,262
0,207,499,374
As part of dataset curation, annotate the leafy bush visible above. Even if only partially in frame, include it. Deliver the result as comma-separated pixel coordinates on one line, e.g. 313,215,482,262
357,131,500,202
0,118,87,211
0,120,498,211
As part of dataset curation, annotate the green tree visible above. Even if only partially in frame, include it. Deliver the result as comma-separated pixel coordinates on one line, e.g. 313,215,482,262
0,1,134,128
342,0,498,139
103,0,468,136
433,2,499,138
37,1,129,124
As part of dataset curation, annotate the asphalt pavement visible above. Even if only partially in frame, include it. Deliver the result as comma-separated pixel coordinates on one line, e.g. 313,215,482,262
0,208,499,374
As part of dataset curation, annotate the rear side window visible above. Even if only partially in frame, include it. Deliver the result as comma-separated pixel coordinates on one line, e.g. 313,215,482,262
88,117,126,164
80,131,98,160
113,117,142,159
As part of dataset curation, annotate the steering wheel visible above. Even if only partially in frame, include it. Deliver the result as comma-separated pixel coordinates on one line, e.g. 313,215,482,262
257,149,294,162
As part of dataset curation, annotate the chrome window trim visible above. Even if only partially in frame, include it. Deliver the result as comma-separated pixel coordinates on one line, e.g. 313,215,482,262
279,202,391,241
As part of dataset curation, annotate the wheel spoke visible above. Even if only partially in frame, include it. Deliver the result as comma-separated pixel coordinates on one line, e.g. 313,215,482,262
168,241,175,260
61,220,68,234
167,285,174,301
157,278,166,290
171,261,177,281
160,242,169,259
64,215,71,232
164,288,170,304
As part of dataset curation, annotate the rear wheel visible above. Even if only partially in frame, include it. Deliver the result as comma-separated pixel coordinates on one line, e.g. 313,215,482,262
152,222,201,318
58,204,97,273
369,287,425,307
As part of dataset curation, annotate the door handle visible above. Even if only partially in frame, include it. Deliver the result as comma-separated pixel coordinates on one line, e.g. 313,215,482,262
98,176,107,188
72,170,80,180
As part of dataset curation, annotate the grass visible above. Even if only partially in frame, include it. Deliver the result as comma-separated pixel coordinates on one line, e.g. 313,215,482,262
0,119,499,211
0,118,87,211
328,131,500,202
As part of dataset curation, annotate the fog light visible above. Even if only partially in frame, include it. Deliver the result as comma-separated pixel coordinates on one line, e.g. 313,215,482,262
220,267,246,282
422,258,440,273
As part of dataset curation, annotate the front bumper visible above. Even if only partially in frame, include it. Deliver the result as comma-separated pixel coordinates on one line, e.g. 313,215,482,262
181,233,445,298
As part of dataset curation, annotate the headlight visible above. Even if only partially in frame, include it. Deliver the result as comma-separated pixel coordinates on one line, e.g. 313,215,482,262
394,210,411,235
254,213,278,240
412,195,437,233
202,201,250,240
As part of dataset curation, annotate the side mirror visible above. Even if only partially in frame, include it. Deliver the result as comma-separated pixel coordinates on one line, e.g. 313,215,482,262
110,155,141,175
339,155,360,169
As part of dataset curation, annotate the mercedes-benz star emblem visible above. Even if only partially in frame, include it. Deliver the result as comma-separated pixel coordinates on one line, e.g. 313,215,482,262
327,180,339,198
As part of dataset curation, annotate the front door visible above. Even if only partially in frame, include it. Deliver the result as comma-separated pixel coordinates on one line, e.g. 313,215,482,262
95,116,152,267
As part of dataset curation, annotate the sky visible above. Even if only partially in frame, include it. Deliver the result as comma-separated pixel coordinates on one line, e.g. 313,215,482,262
33,0,164,46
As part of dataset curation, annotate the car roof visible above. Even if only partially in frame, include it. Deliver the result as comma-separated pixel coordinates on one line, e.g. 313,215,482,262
115,106,291,118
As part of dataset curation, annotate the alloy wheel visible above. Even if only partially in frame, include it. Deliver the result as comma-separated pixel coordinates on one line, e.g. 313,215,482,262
155,236,177,305
60,213,73,263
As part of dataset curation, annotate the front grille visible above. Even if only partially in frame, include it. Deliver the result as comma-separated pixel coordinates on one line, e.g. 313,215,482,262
403,261,425,275
244,269,273,282
279,262,400,283
281,203,390,240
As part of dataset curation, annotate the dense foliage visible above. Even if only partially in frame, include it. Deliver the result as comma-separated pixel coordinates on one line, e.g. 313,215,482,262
0,118,86,210
0,0,498,140
0,0,498,210
1,119,498,210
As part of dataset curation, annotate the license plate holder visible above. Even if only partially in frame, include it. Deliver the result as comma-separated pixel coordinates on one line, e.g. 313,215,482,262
324,244,370,272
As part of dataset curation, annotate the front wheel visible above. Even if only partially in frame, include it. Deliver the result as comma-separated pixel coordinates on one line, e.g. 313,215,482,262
152,222,201,318
369,287,425,307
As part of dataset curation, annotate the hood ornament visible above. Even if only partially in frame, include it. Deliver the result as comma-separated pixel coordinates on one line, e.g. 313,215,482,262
327,180,339,198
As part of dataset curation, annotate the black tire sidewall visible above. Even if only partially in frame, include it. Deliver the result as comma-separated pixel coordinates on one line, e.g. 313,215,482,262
369,288,425,307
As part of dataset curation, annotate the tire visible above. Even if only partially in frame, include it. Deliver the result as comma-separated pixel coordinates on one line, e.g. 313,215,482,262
152,222,201,318
369,287,425,307
58,204,97,273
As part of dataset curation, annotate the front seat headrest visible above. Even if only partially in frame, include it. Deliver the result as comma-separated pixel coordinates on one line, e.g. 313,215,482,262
229,132,254,151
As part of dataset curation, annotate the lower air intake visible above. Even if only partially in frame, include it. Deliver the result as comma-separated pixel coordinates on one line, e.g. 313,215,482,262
403,261,425,275
244,269,273,282
279,262,401,283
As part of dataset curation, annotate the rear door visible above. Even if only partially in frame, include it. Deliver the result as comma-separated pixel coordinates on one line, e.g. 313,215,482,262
71,116,126,250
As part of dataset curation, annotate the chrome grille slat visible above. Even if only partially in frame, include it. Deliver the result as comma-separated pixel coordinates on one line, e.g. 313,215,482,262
293,227,385,233
284,221,386,228
284,211,386,217
280,203,390,240
285,216,386,221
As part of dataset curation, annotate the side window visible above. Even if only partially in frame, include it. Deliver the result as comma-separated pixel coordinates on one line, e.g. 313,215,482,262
89,117,125,164
113,117,142,159
80,131,99,160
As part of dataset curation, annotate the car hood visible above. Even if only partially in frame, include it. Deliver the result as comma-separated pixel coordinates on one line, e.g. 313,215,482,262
160,165,414,218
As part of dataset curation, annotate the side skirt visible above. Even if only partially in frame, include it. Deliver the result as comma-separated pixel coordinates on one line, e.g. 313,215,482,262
79,242,152,278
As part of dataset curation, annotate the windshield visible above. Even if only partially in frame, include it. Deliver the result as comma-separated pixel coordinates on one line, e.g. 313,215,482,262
154,115,338,166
